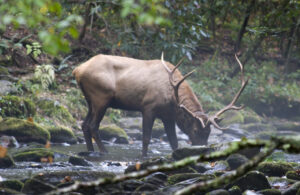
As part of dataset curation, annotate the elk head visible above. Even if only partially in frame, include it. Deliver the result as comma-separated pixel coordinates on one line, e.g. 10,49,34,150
161,53,249,145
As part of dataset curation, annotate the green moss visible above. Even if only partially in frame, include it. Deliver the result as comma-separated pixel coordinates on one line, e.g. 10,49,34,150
0,66,9,75
13,148,54,162
0,187,23,194
0,117,50,144
219,110,244,126
257,162,294,177
0,95,36,118
37,99,74,123
47,125,76,144
168,173,215,185
0,180,24,191
258,189,281,195
99,124,129,144
286,171,300,181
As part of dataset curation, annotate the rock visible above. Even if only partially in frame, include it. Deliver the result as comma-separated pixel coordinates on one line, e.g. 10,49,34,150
68,156,92,166
0,95,36,118
143,172,168,187
228,171,270,191
0,135,19,148
99,124,129,144
0,66,9,75
272,121,300,131
135,183,159,192
286,171,300,180
238,146,261,159
172,146,214,160
243,112,262,124
0,180,24,191
37,98,75,124
12,48,35,68
267,176,297,190
282,181,300,195
0,155,15,168
125,157,171,173
13,148,54,162
226,154,248,170
0,118,50,144
0,80,17,95
258,189,281,195
219,111,244,126
121,179,144,191
206,189,230,195
206,161,229,174
257,162,294,177
228,186,242,195
152,121,165,138
33,171,115,186
167,173,215,185
47,125,77,144
22,178,56,194
241,123,276,132
126,129,142,140
0,187,24,195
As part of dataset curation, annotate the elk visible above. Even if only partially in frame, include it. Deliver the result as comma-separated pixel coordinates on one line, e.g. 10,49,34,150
73,53,248,156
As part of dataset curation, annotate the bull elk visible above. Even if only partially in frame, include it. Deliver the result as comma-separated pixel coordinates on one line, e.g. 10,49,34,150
73,53,248,156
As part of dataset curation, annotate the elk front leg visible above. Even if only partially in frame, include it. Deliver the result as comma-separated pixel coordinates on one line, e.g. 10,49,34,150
82,109,94,151
142,112,155,157
162,119,178,150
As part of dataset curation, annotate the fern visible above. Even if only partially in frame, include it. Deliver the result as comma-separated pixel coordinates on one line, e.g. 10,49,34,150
34,64,55,89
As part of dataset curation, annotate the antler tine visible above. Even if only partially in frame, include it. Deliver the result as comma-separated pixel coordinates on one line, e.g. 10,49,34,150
209,54,249,130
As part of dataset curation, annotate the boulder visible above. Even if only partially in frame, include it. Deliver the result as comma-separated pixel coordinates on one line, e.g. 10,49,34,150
68,156,92,166
13,148,54,162
282,181,300,195
0,155,14,168
0,117,50,144
228,186,242,195
47,125,77,144
0,187,24,195
22,178,56,194
172,146,214,160
257,162,294,177
0,95,36,118
0,80,18,95
99,124,129,144
0,180,24,192
228,171,270,191
226,154,248,170
286,170,300,181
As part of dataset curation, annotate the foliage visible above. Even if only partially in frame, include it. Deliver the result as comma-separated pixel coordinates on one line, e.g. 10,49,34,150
26,42,42,58
34,64,55,90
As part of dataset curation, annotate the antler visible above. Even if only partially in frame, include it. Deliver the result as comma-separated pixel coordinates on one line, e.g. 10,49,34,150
161,53,196,102
207,54,249,130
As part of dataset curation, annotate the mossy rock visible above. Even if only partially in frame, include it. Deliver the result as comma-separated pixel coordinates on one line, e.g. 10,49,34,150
0,155,15,168
219,110,244,127
22,178,56,194
241,123,276,132
286,171,300,181
167,173,215,185
0,95,36,118
47,125,77,144
243,112,262,124
273,121,300,131
152,121,165,138
257,162,294,177
99,125,129,144
228,186,241,195
226,154,248,170
257,189,281,195
0,66,9,75
13,148,54,162
37,99,74,123
0,180,24,192
0,117,50,144
205,189,229,195
282,181,300,195
0,187,24,195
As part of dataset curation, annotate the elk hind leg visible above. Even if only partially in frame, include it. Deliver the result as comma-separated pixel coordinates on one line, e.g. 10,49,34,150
82,108,94,151
142,112,155,157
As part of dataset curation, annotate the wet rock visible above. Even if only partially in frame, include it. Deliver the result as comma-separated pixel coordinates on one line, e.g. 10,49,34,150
68,156,92,166
0,180,24,192
13,148,54,162
37,98,75,124
0,95,36,118
257,162,294,177
78,151,104,158
219,110,244,127
286,170,300,180
152,121,165,138
167,173,215,185
206,161,229,173
143,172,168,186
228,171,270,191
135,183,159,192
228,186,242,195
191,162,209,173
282,181,300,195
0,117,50,144
47,125,77,144
0,135,19,148
258,189,281,195
0,80,17,95
0,187,24,195
238,146,261,159
206,189,230,195
125,157,171,173
33,171,115,185
0,155,15,168
22,178,56,194
126,129,142,140
121,179,144,191
99,124,129,144
267,177,297,190
172,146,214,160
226,154,248,170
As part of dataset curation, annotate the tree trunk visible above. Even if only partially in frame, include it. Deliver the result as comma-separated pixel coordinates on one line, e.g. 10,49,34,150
79,2,92,43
